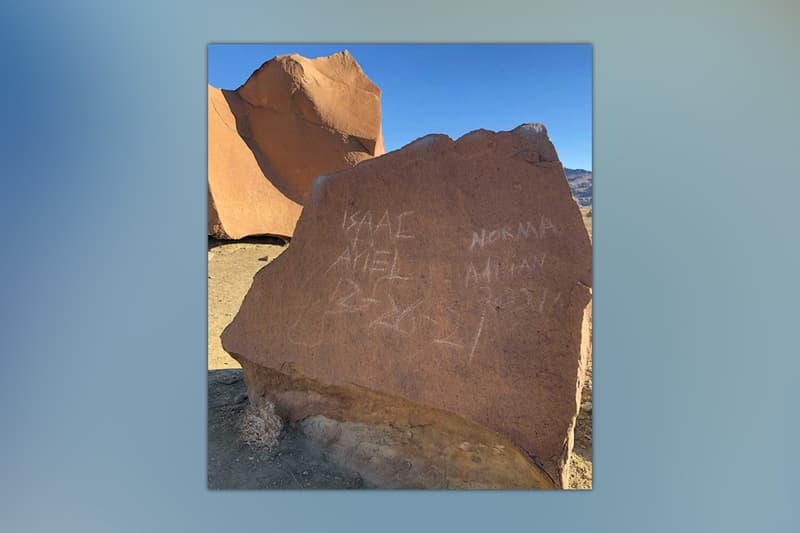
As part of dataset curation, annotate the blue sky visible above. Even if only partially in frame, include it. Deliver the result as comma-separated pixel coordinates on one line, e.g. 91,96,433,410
208,44,592,171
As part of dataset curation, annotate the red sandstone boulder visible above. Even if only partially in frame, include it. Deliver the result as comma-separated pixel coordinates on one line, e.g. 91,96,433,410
207,86,302,239
208,51,384,239
222,124,592,487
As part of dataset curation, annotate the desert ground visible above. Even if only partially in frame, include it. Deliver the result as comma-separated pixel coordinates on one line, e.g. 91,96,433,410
208,210,593,489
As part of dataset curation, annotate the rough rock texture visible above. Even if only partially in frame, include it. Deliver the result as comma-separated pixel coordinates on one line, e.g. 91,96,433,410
242,362,555,488
222,124,592,487
208,50,384,239
208,368,551,489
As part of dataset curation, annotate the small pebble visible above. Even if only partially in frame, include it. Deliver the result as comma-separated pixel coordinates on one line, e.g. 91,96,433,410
581,401,593,412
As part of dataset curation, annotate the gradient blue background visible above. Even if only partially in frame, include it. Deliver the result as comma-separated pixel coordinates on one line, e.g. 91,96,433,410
1,1,798,532
208,44,593,170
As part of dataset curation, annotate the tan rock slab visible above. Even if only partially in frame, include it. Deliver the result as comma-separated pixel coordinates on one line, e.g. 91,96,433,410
208,86,302,239
208,50,384,239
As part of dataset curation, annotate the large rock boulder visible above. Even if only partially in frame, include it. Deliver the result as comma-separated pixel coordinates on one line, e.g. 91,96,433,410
222,124,592,487
208,50,384,239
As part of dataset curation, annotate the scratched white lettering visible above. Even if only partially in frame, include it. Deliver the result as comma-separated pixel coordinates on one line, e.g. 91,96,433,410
395,211,415,240
314,208,565,362
464,253,547,287
469,215,559,251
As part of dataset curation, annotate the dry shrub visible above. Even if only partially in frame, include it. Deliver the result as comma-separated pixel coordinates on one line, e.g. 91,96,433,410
240,400,283,451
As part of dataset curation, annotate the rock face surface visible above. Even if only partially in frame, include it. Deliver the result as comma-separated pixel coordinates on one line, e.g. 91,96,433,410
222,124,592,487
208,51,384,239
208,86,302,239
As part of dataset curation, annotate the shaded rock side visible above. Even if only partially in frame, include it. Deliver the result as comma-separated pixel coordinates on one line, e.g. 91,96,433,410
222,124,592,487
241,362,555,489
208,86,302,239
208,50,385,239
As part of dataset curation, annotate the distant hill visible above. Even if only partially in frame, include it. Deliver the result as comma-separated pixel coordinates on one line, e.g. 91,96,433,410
564,168,592,208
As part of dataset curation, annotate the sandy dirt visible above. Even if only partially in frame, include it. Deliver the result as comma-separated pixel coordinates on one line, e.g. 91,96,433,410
208,237,362,489
208,236,287,370
207,214,593,488
208,368,366,489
